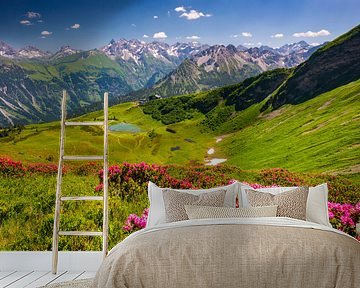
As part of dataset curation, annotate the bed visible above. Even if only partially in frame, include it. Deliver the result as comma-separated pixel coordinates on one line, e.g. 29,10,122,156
92,182,360,288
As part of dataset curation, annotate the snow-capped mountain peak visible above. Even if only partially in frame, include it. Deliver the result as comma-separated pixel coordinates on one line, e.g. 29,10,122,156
52,46,81,59
18,46,51,58
276,40,312,55
100,39,209,64
0,42,50,59
0,41,18,58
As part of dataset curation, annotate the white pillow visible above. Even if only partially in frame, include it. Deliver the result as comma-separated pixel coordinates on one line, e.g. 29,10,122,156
238,183,331,227
146,181,238,228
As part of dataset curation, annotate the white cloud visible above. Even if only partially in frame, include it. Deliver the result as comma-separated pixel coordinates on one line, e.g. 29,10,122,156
37,20,43,23
186,35,200,40
131,23,136,27
174,6,186,12
230,34,239,38
26,11,41,19
153,32,167,39
20,20,32,26
271,33,284,38
41,30,52,36
257,42,262,45
242,32,252,37
243,42,254,46
180,10,211,20
293,29,330,38
143,34,149,38
310,42,320,46
71,23,80,29
153,15,158,19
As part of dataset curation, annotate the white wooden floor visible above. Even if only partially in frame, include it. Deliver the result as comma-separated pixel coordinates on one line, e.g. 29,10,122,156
0,251,102,288
0,270,95,288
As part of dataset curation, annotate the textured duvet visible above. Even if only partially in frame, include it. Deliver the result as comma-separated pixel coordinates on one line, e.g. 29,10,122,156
93,218,360,288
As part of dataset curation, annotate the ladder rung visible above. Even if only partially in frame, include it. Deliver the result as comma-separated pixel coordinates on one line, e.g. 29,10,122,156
61,196,103,201
63,156,104,161
59,231,103,236
65,121,104,126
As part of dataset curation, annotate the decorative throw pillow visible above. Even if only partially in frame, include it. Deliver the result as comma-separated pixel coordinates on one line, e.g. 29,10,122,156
162,189,226,223
246,187,309,220
146,181,238,228
184,205,278,220
238,183,331,227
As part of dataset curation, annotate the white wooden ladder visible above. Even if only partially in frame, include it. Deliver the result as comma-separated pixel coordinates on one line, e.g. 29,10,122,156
52,90,109,274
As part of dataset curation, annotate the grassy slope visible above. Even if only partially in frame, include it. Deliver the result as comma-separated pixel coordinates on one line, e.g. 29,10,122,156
220,80,360,172
53,51,127,77
0,174,149,250
0,102,214,165
266,25,360,109
0,80,358,173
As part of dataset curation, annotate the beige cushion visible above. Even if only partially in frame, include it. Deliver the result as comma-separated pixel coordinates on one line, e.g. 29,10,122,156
239,183,331,227
185,205,278,219
162,189,226,223
147,181,238,228
246,187,309,220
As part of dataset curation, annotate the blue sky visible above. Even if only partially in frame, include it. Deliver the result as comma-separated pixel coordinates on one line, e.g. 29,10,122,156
0,0,359,51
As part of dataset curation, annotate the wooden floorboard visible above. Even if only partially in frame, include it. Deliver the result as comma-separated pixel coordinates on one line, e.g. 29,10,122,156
49,271,84,284
0,251,102,271
0,271,96,287
0,272,16,281
75,271,96,280
23,271,66,288
6,271,49,288
0,271,32,287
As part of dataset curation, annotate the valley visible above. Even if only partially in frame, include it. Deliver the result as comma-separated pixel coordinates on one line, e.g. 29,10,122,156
1,78,359,174
0,25,358,175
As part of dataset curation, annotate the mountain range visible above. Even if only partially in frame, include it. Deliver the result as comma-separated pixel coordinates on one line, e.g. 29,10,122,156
143,25,360,129
0,38,323,127
132,41,319,99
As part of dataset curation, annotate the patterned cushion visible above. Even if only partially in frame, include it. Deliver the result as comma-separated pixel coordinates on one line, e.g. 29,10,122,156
162,189,226,223
184,205,278,219
246,187,309,220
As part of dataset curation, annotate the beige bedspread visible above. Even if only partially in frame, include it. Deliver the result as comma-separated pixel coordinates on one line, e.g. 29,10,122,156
93,218,360,288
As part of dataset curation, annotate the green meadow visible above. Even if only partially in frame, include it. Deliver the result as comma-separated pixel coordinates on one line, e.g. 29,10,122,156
1,80,359,176
0,102,214,166
220,80,360,173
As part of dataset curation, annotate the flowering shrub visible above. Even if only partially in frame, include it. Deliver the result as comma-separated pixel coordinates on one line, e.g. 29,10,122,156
123,208,148,232
27,162,64,175
257,168,305,187
0,157,26,177
328,202,360,238
169,166,232,189
97,162,194,201
0,156,66,176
